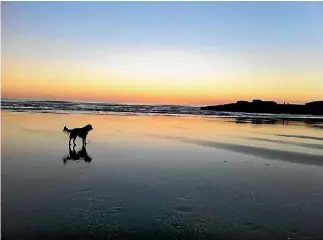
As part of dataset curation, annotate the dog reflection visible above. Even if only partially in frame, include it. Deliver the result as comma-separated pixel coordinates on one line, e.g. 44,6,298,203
63,145,92,164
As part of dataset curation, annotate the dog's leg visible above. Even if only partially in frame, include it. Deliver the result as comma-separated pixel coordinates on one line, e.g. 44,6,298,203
73,138,76,146
82,137,87,146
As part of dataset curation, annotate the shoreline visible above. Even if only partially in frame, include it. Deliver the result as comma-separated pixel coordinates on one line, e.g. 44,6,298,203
2,98,323,123
2,109,323,124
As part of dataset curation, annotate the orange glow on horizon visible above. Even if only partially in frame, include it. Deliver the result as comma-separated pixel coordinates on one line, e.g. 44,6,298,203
2,47,322,105
2,83,320,105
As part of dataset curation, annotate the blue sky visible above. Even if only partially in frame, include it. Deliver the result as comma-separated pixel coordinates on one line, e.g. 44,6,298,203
3,2,323,48
2,2,323,104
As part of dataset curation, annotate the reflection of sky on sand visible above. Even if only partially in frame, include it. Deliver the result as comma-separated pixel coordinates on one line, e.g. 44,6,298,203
2,111,323,168
2,111,323,165
3,111,322,152
2,111,323,239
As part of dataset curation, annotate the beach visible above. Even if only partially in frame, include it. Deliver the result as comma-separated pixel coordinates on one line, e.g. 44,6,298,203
2,111,323,239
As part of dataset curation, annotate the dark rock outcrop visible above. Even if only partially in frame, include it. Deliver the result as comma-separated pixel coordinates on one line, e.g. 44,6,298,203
201,100,323,115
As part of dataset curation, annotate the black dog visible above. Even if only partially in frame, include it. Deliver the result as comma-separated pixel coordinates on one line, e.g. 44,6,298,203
63,124,93,146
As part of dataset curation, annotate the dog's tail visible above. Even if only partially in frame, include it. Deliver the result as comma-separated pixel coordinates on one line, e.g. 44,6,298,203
63,126,71,134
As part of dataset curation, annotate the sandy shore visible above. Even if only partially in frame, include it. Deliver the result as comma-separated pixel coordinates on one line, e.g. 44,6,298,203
2,111,323,239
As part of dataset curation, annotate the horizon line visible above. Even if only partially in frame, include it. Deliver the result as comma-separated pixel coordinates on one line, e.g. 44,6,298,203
1,97,321,107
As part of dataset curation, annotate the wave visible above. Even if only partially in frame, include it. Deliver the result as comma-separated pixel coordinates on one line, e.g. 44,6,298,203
2,99,323,121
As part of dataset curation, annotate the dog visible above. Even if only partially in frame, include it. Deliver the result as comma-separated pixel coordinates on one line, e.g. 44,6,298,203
63,124,93,146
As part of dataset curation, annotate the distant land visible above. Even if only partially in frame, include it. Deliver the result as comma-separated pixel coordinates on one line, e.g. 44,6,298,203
201,100,323,115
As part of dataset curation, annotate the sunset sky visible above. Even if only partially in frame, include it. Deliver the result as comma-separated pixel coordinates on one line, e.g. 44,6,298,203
2,2,323,105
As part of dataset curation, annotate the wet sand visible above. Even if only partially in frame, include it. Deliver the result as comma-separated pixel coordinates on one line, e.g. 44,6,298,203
2,111,323,239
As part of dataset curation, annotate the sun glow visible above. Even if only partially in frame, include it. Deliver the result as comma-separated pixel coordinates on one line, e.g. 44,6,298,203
2,41,323,105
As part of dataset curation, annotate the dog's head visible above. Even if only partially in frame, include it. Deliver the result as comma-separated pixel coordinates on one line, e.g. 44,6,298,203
85,124,93,132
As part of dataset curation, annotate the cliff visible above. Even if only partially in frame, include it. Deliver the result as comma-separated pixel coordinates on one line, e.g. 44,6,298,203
201,100,323,115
